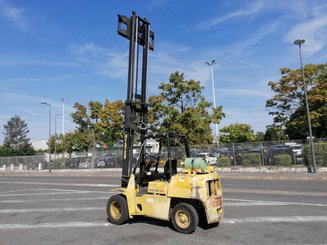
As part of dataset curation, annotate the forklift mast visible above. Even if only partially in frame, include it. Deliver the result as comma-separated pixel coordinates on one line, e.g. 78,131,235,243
117,12,154,187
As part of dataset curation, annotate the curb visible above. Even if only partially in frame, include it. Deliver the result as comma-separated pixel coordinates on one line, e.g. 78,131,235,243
1,167,327,180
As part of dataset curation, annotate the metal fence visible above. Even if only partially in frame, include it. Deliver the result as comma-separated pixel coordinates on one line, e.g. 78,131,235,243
0,155,46,171
1,138,326,171
193,138,327,167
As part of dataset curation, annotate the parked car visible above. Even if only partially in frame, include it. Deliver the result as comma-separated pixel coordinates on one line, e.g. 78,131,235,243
288,144,303,157
96,158,106,168
195,152,218,165
241,147,265,154
94,155,115,168
78,159,93,169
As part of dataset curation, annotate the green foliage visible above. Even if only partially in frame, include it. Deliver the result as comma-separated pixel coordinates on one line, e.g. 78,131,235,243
219,124,255,143
254,132,265,142
71,103,90,131
264,126,288,141
2,115,35,156
266,63,327,139
272,154,293,166
52,158,65,169
148,71,225,145
55,131,93,156
95,100,124,144
0,145,17,156
240,153,261,166
303,143,327,167
217,156,230,167
71,100,124,146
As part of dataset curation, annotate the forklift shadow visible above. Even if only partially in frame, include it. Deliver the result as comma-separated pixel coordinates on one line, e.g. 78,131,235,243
128,216,171,229
124,216,220,231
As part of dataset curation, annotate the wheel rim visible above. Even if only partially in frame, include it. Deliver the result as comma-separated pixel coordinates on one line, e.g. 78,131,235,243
175,210,190,229
110,200,122,220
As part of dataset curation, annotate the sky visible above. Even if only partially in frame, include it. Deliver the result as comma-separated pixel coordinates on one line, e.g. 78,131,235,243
0,0,327,143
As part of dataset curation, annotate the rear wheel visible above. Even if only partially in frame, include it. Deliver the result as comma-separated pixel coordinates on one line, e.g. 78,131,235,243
171,203,199,234
107,195,129,225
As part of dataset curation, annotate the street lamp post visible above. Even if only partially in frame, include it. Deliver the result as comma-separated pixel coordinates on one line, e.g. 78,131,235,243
54,113,61,161
60,98,67,135
205,60,219,148
293,39,317,173
41,102,52,173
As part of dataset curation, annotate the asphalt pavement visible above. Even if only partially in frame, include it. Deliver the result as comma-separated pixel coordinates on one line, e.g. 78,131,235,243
0,171,326,245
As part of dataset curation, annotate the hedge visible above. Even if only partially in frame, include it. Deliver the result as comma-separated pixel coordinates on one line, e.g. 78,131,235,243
272,154,292,166
241,153,261,166
303,142,327,167
217,156,230,167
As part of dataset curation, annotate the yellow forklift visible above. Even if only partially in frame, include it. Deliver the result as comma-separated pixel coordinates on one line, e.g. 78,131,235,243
107,12,223,234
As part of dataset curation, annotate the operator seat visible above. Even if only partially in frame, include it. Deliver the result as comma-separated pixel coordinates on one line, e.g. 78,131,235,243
164,159,177,179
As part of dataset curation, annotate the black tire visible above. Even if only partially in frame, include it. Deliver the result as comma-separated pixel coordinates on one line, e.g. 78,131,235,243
107,195,129,225
171,203,199,234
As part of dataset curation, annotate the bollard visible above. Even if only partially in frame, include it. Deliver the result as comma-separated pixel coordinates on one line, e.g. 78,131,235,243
11,164,14,171
3,164,6,171
38,162,43,171
19,164,23,172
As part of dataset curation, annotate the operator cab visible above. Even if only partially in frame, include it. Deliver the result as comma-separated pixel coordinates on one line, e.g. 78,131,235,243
132,133,190,187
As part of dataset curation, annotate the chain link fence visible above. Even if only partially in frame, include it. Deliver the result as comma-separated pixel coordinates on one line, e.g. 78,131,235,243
1,139,326,171
0,155,47,171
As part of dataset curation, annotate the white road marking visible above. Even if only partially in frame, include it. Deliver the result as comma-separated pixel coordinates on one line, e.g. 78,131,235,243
0,190,110,197
0,222,109,230
224,198,327,207
0,180,117,188
222,216,327,224
0,188,81,194
1,216,327,230
224,201,289,207
224,187,327,197
0,196,109,204
0,207,103,214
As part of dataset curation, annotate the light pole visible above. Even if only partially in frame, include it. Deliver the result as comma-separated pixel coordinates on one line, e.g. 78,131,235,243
293,39,317,173
54,113,61,161
205,60,219,148
60,98,67,135
41,102,52,173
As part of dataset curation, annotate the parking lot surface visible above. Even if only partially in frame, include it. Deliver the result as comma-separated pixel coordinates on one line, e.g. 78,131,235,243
0,172,326,244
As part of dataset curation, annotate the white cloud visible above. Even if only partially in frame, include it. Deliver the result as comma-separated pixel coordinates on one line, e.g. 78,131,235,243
101,51,129,79
219,108,272,132
5,74,72,83
196,1,264,30
70,42,108,55
238,60,263,69
284,14,327,55
219,88,269,98
227,21,281,57
0,54,81,67
0,0,27,30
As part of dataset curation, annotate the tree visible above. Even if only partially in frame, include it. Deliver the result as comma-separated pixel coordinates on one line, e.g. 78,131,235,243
254,131,265,142
266,63,327,139
264,126,288,141
148,71,225,145
71,100,125,146
71,103,91,132
219,123,255,143
95,100,124,145
3,115,35,155
0,145,16,156
49,134,64,154
62,132,75,158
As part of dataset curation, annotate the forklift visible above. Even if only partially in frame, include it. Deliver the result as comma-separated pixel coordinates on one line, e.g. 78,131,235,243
106,12,223,234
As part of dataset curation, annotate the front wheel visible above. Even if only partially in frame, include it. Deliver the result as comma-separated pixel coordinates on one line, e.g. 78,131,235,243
107,195,129,225
171,203,199,234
